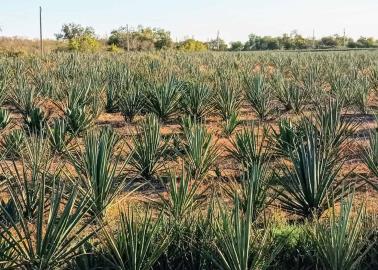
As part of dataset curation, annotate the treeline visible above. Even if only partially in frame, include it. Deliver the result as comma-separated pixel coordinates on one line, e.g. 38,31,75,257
230,33,378,51
55,23,377,52
1,23,378,55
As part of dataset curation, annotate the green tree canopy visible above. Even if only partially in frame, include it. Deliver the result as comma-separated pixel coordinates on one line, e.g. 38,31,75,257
55,23,95,40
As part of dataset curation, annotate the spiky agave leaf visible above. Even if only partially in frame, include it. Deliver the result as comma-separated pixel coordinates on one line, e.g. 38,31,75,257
145,76,183,122
105,63,131,112
58,81,96,134
1,129,26,159
270,118,304,158
181,82,214,121
227,125,268,170
103,208,171,270
0,108,10,130
274,124,351,220
128,114,170,179
47,118,74,154
11,78,40,119
0,134,57,219
244,74,275,121
223,162,273,221
24,106,49,135
68,127,132,217
211,196,282,270
307,191,372,270
181,118,220,180
222,112,242,138
119,80,144,123
0,178,97,269
214,81,242,121
314,98,357,156
156,167,207,222
361,121,378,190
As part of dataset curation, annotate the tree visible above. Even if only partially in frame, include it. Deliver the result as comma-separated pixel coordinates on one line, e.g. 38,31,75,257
177,39,207,52
279,33,294,49
68,35,100,52
153,28,173,49
55,23,95,40
260,36,280,50
108,26,173,51
55,23,99,52
244,34,259,50
356,37,377,48
229,41,244,51
319,36,338,48
292,34,311,49
207,38,228,51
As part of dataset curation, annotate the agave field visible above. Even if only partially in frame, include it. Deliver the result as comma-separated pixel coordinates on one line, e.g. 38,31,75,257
0,51,378,269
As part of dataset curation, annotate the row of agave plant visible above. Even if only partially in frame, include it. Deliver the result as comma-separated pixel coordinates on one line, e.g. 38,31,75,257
0,51,376,269
0,52,377,135
0,97,377,269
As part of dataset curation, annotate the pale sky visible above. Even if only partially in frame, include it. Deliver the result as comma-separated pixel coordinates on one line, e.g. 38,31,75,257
0,0,377,42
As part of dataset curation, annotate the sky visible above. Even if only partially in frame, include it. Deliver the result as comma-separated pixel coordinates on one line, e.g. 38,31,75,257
0,0,377,42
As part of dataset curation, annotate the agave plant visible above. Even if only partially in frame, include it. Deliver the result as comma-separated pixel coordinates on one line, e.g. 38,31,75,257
270,72,306,112
0,108,10,130
11,79,48,133
350,77,371,114
181,82,214,121
308,192,372,270
0,236,14,269
11,79,40,120
227,126,268,169
145,76,183,122
103,208,171,270
211,195,281,270
106,64,131,112
361,122,378,189
65,105,94,135
1,129,25,159
25,106,49,135
274,124,350,220
286,84,306,114
270,72,291,111
119,82,144,123
223,163,272,221
244,74,275,121
369,66,378,90
0,75,8,106
47,118,74,154
300,63,325,106
181,118,220,180
214,81,242,121
270,118,304,157
128,114,170,179
314,99,357,156
0,180,97,269
1,134,56,219
156,168,207,222
60,81,95,134
222,112,242,137
329,75,353,107
68,127,132,217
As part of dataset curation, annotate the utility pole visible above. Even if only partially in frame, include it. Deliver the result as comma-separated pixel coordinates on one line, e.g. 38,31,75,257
312,29,315,49
39,6,43,57
126,24,130,52
216,30,220,50
343,28,346,47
